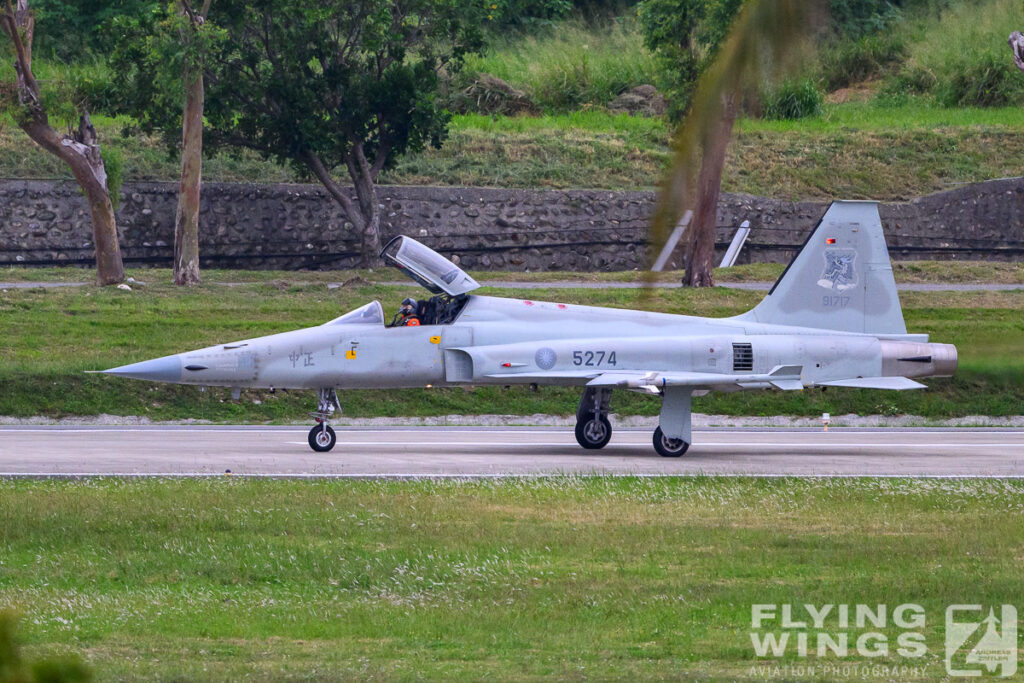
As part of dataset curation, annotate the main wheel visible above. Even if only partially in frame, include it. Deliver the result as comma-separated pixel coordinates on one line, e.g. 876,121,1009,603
575,415,612,450
653,426,689,457
308,424,337,452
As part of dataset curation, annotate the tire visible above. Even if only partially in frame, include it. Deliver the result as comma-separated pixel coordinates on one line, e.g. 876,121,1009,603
308,424,337,452
653,426,689,457
575,415,612,450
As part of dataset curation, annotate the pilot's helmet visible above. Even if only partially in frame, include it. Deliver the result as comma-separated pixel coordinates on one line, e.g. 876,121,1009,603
400,297,417,314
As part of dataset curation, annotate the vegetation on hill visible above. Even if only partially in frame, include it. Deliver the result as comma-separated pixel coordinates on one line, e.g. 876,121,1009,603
2,0,1022,201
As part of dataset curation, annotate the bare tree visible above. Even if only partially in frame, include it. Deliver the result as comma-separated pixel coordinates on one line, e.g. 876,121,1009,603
0,0,124,285
174,0,212,285
649,0,815,287
1010,31,1024,72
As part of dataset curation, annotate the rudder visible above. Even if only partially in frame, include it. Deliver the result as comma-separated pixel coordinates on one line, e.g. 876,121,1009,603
736,201,906,334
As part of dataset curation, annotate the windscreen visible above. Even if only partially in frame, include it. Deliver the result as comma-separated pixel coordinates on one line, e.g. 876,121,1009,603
325,301,385,326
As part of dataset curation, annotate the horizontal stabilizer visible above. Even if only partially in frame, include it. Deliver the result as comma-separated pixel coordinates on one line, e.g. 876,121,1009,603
818,376,926,390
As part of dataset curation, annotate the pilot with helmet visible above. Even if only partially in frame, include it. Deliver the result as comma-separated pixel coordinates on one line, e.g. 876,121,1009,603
397,297,421,326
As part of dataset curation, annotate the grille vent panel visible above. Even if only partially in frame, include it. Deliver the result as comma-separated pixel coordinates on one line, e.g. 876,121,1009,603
732,343,753,372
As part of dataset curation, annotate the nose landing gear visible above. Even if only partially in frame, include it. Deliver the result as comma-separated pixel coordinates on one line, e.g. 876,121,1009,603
574,387,613,450
308,388,341,452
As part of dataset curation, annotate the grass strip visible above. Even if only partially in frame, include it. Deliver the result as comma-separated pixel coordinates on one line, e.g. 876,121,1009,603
0,274,1021,421
1,477,1021,680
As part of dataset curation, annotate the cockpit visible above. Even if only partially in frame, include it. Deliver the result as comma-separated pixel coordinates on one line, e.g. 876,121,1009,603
326,236,481,328
380,235,479,327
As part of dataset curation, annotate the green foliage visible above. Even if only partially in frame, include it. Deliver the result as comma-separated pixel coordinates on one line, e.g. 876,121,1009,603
201,0,487,182
458,18,657,112
827,0,902,38
108,3,227,151
816,32,907,91
101,147,124,211
30,0,158,60
636,0,743,117
886,0,1024,107
489,0,573,31
0,612,91,683
761,78,824,120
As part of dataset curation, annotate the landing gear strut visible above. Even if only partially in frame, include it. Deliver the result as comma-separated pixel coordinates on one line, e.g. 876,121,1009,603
654,387,692,457
575,387,612,449
308,388,340,452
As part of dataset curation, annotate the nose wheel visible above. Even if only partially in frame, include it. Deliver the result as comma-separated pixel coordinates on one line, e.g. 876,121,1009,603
575,415,612,449
574,387,613,450
308,388,341,452
309,423,337,452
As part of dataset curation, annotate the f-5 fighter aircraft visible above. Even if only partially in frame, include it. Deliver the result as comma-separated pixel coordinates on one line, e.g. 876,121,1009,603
103,201,957,456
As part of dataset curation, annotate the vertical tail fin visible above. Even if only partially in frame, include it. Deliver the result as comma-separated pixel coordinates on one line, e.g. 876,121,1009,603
736,201,906,334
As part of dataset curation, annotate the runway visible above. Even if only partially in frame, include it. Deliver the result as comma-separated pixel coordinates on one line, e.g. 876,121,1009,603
1,426,1023,477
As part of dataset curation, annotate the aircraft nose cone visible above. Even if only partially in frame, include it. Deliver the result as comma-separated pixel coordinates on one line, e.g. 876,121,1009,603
103,355,182,383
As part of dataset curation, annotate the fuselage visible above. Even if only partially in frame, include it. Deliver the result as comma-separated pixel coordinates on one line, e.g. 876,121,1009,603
104,294,957,391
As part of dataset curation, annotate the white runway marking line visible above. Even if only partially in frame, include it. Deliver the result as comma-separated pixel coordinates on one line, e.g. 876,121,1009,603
4,472,1024,479
282,440,1021,448
4,428,1024,436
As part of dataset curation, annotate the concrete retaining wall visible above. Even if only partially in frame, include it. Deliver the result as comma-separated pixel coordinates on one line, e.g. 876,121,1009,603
1,177,1021,270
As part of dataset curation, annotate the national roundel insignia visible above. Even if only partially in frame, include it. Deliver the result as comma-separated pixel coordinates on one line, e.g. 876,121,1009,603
535,347,557,370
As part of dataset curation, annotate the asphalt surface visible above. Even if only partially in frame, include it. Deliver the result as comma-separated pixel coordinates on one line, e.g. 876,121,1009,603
2,426,1023,477
3,280,1022,291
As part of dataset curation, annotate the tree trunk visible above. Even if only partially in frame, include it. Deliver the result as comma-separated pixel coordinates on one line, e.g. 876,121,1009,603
1,1,124,286
1010,31,1024,72
301,149,373,267
174,62,203,285
351,172,382,267
682,91,738,288
302,147,384,268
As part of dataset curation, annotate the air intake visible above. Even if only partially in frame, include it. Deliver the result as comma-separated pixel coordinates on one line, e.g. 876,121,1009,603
732,343,753,372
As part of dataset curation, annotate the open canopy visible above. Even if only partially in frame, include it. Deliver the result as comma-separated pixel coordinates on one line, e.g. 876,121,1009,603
381,236,480,297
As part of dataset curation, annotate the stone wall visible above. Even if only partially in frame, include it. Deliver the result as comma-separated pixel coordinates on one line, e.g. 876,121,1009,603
1,177,1021,271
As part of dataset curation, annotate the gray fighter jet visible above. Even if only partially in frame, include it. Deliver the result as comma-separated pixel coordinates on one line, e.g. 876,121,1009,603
102,201,957,456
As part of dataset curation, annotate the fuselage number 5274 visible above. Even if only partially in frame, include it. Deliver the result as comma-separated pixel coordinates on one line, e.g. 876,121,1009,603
572,350,617,367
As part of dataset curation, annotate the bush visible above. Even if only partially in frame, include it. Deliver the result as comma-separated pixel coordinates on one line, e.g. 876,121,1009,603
459,18,657,113
890,0,1024,107
762,78,824,120
817,33,907,91
934,51,1024,107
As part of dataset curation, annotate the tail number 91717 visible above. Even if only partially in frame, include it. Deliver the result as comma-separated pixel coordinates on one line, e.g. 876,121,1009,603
572,350,617,367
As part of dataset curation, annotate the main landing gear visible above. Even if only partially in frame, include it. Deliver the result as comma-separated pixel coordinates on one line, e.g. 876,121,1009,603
573,386,694,456
653,387,692,457
575,387,612,449
308,388,340,452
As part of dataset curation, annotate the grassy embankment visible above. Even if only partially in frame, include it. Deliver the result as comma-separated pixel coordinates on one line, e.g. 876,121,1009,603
4,103,1023,199
2,477,1022,680
1,267,1021,421
5,4,1024,199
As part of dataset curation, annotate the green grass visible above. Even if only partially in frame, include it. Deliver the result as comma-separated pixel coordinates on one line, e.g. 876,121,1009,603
892,0,1024,107
4,103,1023,198
4,260,1024,285
459,17,658,113
0,270,1021,421
2,477,1023,680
